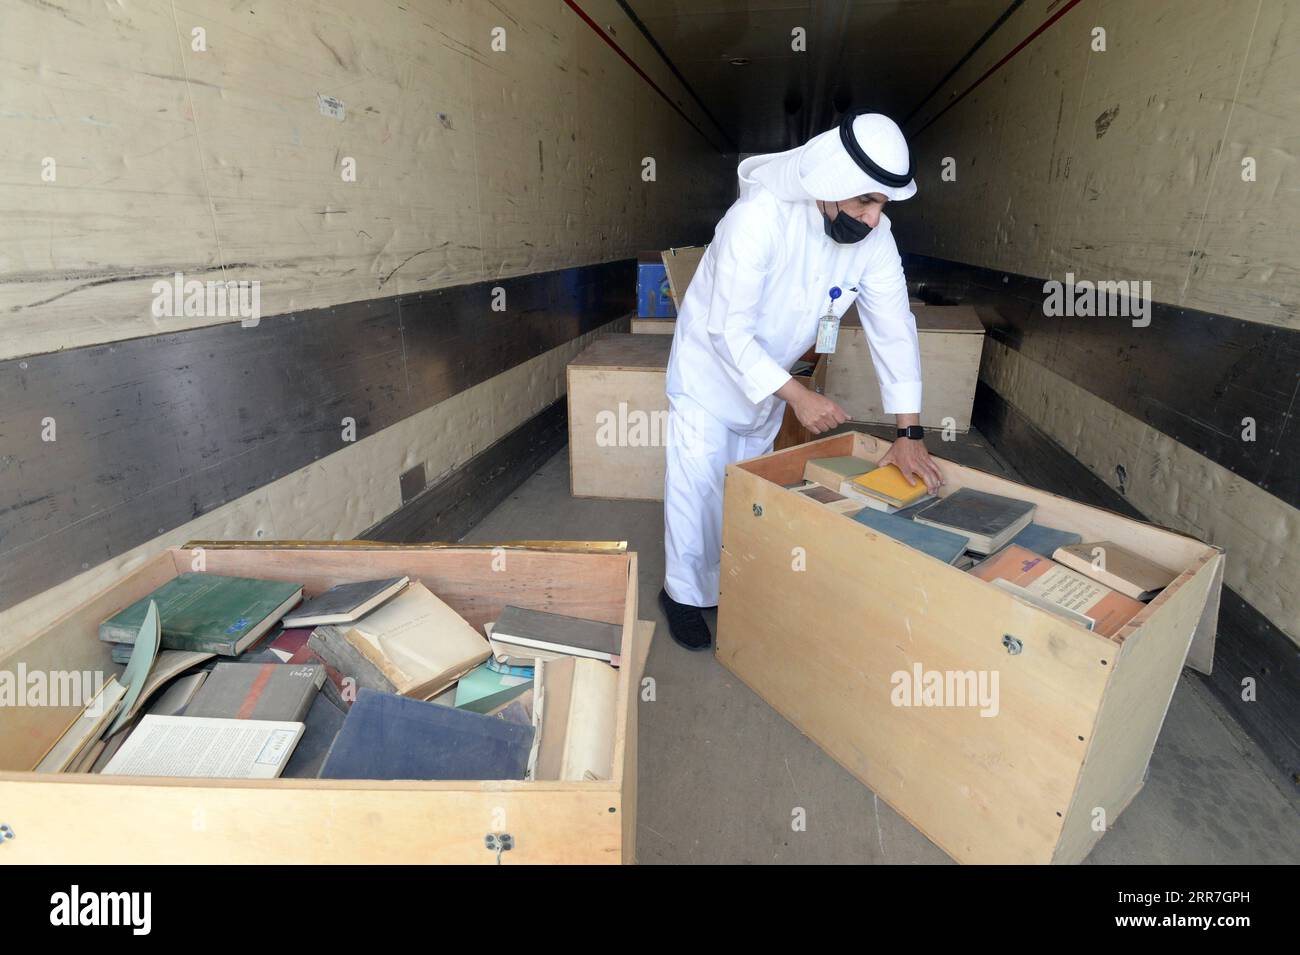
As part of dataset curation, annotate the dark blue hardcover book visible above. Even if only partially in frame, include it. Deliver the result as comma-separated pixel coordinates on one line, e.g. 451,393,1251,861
283,693,348,779
318,688,534,781
852,506,970,564
1008,522,1083,557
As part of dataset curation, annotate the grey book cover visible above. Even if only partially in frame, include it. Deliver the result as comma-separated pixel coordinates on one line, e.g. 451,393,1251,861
282,576,409,627
185,661,325,723
913,488,1035,539
307,625,397,695
491,606,622,660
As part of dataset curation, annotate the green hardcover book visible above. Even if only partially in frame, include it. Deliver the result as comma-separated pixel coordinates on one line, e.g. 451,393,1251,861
98,573,304,656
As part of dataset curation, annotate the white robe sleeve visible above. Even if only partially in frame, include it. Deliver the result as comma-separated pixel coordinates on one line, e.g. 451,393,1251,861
703,205,793,405
854,227,923,415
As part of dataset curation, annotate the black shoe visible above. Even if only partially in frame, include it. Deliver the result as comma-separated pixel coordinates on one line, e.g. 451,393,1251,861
659,588,712,651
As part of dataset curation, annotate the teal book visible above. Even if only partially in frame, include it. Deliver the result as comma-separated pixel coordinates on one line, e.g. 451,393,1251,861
1007,522,1083,557
99,573,304,656
454,662,534,714
852,507,970,564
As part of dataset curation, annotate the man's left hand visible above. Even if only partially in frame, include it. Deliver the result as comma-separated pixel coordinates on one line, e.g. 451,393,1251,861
880,437,944,493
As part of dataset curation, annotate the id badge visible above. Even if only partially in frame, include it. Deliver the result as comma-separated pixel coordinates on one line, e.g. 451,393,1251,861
815,311,840,354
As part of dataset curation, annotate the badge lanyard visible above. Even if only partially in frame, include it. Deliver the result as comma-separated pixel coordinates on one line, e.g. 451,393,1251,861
815,286,843,354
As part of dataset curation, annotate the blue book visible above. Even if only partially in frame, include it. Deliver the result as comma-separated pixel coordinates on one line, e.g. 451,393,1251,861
1008,522,1083,557
319,688,534,781
852,507,970,564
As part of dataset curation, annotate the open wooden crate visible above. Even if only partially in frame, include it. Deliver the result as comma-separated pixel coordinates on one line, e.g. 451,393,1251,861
718,431,1223,864
0,541,647,864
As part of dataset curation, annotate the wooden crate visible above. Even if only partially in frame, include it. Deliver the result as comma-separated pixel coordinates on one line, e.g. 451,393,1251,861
567,334,826,500
823,305,985,430
568,334,672,501
0,541,649,864
718,431,1223,864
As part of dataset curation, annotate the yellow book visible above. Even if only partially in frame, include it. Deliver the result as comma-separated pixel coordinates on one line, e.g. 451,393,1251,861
848,465,931,508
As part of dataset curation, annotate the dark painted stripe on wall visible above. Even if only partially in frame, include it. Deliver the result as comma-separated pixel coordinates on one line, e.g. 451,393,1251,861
905,253,1299,507
974,380,1300,780
364,397,571,545
0,261,633,614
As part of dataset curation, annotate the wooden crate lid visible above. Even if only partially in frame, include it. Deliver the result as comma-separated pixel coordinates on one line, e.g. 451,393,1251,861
569,333,672,371
911,304,985,333
841,303,985,334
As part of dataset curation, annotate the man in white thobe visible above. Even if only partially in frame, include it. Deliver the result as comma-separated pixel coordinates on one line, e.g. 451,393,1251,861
660,111,944,650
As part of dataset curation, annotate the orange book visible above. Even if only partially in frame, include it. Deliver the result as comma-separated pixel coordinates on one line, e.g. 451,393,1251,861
970,545,1144,639
848,465,931,508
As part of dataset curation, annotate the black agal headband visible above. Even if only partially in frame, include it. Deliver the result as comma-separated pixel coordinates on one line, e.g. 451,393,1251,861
838,110,914,188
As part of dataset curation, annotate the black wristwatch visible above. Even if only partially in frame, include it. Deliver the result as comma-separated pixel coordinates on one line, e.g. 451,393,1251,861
896,425,925,440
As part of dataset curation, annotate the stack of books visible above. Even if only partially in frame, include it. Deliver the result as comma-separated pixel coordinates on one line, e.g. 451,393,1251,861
35,569,624,786
796,456,1171,637
969,544,1150,638
842,464,936,513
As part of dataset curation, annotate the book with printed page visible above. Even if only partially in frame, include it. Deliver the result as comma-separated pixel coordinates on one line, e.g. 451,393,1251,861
102,715,305,779
307,581,490,700
1052,541,1178,601
970,545,1144,639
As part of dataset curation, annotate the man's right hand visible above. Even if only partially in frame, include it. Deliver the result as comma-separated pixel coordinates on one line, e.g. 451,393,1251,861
778,380,849,434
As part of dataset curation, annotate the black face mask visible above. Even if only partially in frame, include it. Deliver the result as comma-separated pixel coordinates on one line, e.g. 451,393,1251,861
822,204,872,244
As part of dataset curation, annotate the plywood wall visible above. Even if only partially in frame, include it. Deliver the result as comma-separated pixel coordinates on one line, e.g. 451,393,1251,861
981,339,1299,639
905,0,1298,329
0,0,734,358
900,0,1299,644
0,0,737,646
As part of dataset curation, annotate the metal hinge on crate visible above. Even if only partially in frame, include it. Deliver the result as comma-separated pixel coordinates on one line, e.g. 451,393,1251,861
484,832,513,863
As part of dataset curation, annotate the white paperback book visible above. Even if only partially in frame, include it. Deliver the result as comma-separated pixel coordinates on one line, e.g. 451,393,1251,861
102,715,304,779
